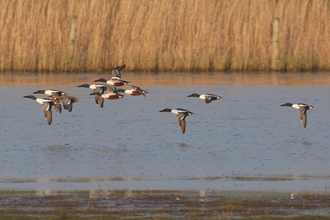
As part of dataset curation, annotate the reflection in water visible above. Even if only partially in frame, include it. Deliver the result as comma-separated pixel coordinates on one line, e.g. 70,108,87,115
173,143,191,148
93,146,129,157
300,140,312,146
2,72,330,88
46,144,72,152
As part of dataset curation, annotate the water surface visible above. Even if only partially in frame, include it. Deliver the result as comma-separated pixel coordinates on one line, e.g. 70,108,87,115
1,72,330,192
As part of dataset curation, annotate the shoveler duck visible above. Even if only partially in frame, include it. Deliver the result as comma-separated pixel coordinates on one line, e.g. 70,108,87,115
187,93,222,104
33,89,66,97
23,95,53,125
159,108,194,134
33,89,67,113
280,103,314,128
58,96,79,112
94,77,130,87
78,84,107,105
90,87,124,108
117,85,148,97
112,64,125,78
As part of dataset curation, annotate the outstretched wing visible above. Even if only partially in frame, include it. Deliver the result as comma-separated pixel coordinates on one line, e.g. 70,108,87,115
99,97,104,108
110,77,130,85
112,64,125,78
60,96,78,112
44,110,52,125
41,102,53,125
131,85,146,97
298,107,308,128
177,113,187,134
52,97,62,113
93,89,100,104
67,104,73,112
204,96,213,104
299,111,307,128
117,64,126,71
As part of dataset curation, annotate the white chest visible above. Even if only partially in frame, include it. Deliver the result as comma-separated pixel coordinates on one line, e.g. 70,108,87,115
36,98,51,105
292,104,300,110
171,109,179,115
45,90,58,96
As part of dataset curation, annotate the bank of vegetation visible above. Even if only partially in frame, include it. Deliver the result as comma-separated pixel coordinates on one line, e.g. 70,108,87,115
1,0,329,73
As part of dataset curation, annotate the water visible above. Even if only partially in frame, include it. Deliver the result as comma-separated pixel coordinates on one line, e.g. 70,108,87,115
1,72,330,192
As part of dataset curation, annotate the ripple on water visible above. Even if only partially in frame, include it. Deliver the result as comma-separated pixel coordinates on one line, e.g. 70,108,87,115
2,73,330,191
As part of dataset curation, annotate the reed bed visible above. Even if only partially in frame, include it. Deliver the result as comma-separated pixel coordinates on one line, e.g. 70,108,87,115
1,0,330,73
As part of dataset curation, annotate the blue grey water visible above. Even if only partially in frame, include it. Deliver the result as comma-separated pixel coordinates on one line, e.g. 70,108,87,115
1,72,330,192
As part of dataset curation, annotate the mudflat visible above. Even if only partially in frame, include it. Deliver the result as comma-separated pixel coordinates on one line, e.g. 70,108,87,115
1,189,330,218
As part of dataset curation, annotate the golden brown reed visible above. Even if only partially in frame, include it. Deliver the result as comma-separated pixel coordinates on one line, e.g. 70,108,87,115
1,0,330,73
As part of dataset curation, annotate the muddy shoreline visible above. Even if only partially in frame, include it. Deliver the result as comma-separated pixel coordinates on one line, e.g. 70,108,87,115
1,189,330,218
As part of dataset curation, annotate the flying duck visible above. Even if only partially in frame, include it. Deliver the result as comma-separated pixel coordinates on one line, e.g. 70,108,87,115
78,84,107,105
187,93,222,104
159,108,194,134
280,103,314,128
90,87,124,108
33,89,67,113
94,77,130,87
117,85,148,97
23,95,54,125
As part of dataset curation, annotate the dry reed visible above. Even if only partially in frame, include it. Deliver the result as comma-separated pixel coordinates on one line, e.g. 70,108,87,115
1,0,330,73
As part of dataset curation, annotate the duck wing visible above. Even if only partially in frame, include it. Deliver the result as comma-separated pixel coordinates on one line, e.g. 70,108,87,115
177,113,187,134
99,96,104,108
54,103,61,113
67,104,73,112
112,77,130,84
44,110,52,125
298,107,308,128
60,96,78,112
59,97,69,110
177,117,186,134
41,103,52,125
112,69,121,78
112,64,125,78
117,64,126,72
299,111,307,128
93,89,100,104
62,98,73,112
107,86,117,93
52,97,62,113
204,96,213,104
131,85,146,97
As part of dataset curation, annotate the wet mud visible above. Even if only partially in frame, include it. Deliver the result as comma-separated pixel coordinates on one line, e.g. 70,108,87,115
1,190,330,218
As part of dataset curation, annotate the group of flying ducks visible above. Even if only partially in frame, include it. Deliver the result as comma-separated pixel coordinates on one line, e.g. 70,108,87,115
23,64,315,133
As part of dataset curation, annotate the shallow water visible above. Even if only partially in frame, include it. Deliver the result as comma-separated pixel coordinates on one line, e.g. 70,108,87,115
1,72,330,192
